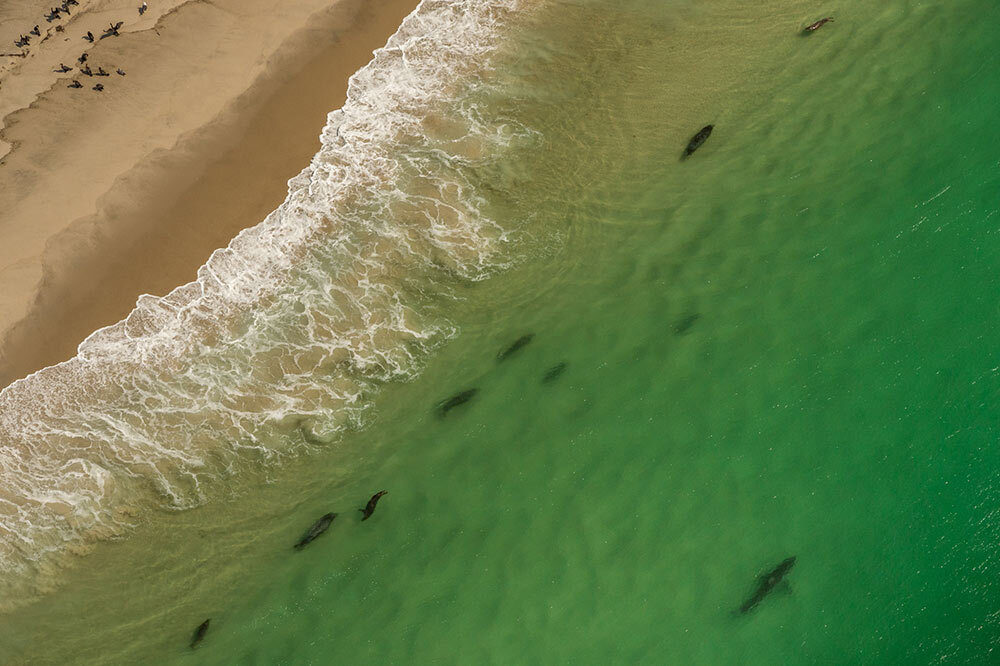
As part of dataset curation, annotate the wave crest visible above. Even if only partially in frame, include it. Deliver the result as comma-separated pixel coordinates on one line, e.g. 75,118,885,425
0,0,532,605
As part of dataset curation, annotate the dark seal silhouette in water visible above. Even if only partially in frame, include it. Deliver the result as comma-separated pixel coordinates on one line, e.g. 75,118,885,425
294,512,337,550
541,362,568,384
360,490,388,521
803,17,833,33
497,334,535,362
674,313,701,335
437,388,478,417
190,619,210,649
682,125,714,158
739,556,797,613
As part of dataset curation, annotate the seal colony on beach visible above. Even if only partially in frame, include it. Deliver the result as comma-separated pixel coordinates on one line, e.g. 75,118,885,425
10,3,128,93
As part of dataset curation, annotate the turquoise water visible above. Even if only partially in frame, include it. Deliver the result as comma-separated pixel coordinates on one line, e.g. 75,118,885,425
4,0,1000,663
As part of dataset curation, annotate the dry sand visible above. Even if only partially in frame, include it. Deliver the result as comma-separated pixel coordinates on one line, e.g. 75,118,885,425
0,0,421,388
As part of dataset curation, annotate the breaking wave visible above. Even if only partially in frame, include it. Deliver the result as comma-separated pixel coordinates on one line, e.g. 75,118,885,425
0,0,535,604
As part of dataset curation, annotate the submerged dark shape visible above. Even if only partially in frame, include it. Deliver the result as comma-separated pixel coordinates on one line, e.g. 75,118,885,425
437,388,478,416
83,30,94,42
541,362,568,384
294,512,337,550
739,556,797,614
92,83,104,92
682,125,714,158
190,619,210,649
31,25,41,36
673,313,701,335
803,17,834,33
360,490,388,521
497,334,535,362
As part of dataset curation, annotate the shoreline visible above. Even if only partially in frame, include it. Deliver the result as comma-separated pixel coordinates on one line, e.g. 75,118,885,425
0,0,877,660
0,0,422,388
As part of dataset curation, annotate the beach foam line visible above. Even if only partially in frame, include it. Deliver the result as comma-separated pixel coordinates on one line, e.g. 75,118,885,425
0,0,534,607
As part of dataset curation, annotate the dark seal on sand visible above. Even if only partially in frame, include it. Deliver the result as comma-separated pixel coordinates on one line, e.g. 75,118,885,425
683,125,714,158
294,512,337,550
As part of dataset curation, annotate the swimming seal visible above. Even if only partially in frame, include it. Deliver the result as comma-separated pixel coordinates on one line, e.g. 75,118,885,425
541,362,568,384
498,334,535,362
683,125,714,158
674,313,701,335
437,389,478,417
190,619,210,649
803,17,833,32
360,490,388,521
294,512,337,550
739,556,797,613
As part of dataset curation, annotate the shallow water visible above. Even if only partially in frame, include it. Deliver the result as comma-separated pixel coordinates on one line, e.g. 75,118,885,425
3,0,1000,663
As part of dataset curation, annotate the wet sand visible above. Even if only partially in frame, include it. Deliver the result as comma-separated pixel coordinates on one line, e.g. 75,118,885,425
0,0,421,388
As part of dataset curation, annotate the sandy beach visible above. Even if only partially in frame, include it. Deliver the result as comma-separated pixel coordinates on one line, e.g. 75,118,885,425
3,0,998,661
0,0,420,388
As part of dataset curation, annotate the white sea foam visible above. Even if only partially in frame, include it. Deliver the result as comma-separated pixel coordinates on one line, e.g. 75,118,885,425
0,0,534,604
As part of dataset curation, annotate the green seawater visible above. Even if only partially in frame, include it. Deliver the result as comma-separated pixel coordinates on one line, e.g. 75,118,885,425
4,0,1000,663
